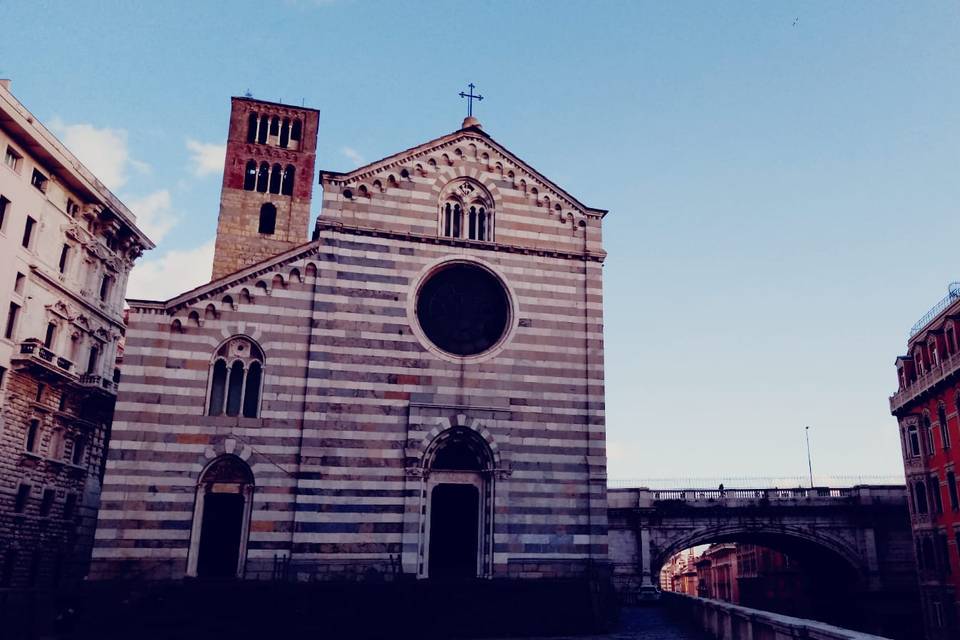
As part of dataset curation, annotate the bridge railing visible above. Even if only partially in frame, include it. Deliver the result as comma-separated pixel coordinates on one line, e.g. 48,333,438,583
661,592,892,640
606,485,906,509
650,487,852,501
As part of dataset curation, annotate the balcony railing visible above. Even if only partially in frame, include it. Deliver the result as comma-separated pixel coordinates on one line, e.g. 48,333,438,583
11,340,76,381
75,374,117,396
890,348,960,413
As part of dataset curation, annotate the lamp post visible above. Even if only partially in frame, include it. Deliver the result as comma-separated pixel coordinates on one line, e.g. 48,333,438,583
805,426,814,488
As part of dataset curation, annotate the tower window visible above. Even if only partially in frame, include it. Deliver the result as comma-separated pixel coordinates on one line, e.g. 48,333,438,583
269,163,282,194
244,160,257,191
269,116,280,137
281,165,295,196
257,162,269,193
279,118,290,148
258,203,277,235
257,115,268,144
247,112,258,143
291,118,302,141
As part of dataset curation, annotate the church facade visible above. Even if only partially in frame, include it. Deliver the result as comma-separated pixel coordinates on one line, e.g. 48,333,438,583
90,97,609,582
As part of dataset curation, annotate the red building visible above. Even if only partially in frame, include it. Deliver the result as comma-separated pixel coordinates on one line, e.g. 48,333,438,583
891,283,960,638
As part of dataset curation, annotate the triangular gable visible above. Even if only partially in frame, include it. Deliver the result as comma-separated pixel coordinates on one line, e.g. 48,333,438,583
319,125,607,218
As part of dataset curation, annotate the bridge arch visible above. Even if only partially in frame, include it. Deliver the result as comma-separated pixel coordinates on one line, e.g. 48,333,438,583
651,523,867,578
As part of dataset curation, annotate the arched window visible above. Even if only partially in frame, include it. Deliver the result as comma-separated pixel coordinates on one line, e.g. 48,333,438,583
281,165,295,196
206,337,264,418
243,361,262,417
478,207,487,240
244,160,257,191
279,118,290,148
256,162,269,193
269,163,282,194
257,115,268,144
469,206,477,239
452,204,462,238
291,119,302,142
258,203,277,235
226,361,244,416
208,360,227,415
269,116,280,138
247,113,258,143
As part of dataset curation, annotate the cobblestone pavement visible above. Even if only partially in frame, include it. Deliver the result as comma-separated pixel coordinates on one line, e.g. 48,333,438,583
488,606,710,640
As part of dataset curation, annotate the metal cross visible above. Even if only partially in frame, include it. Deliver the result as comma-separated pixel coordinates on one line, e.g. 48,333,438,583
459,83,484,117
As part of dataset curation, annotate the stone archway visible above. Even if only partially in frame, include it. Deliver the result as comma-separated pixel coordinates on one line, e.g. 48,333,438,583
186,455,254,578
419,427,496,579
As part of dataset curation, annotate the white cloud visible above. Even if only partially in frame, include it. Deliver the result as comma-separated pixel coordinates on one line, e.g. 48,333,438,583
127,240,215,301
186,139,226,177
49,117,147,191
127,190,179,244
341,146,365,166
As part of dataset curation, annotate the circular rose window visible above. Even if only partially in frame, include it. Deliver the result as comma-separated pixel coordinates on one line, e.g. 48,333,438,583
415,262,510,357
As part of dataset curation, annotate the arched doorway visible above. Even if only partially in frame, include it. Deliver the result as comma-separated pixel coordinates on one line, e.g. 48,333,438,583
421,427,495,579
187,455,254,578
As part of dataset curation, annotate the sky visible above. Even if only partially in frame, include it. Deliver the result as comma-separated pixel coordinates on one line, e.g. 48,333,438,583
2,1,958,484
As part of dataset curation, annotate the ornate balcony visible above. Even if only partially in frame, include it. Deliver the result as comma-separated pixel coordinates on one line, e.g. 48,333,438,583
74,373,117,396
11,340,76,382
890,349,960,414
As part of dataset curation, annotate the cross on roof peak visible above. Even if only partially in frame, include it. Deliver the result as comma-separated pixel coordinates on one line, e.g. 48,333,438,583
459,83,484,118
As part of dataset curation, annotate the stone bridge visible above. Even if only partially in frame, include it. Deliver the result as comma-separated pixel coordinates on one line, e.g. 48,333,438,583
607,485,919,639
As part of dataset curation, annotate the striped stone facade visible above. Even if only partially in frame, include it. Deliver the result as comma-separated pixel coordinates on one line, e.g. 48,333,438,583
91,116,609,581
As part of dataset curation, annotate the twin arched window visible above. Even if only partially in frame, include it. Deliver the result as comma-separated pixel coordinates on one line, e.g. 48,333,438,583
243,161,295,195
207,337,264,418
246,112,302,149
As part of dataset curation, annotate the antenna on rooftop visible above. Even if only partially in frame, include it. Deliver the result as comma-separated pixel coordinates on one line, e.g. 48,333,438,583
243,89,253,98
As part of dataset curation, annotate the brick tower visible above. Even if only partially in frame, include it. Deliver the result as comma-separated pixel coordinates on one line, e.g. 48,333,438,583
211,97,319,279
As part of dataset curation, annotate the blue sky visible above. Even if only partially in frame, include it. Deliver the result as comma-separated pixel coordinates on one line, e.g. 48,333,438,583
3,1,958,483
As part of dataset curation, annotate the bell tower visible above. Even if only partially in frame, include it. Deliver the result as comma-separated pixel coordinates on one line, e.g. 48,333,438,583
211,97,319,279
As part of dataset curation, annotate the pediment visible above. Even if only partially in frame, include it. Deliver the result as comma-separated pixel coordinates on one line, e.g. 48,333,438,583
319,126,606,218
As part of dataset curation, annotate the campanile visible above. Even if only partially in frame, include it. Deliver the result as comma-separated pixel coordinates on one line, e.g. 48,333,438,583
211,97,319,279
